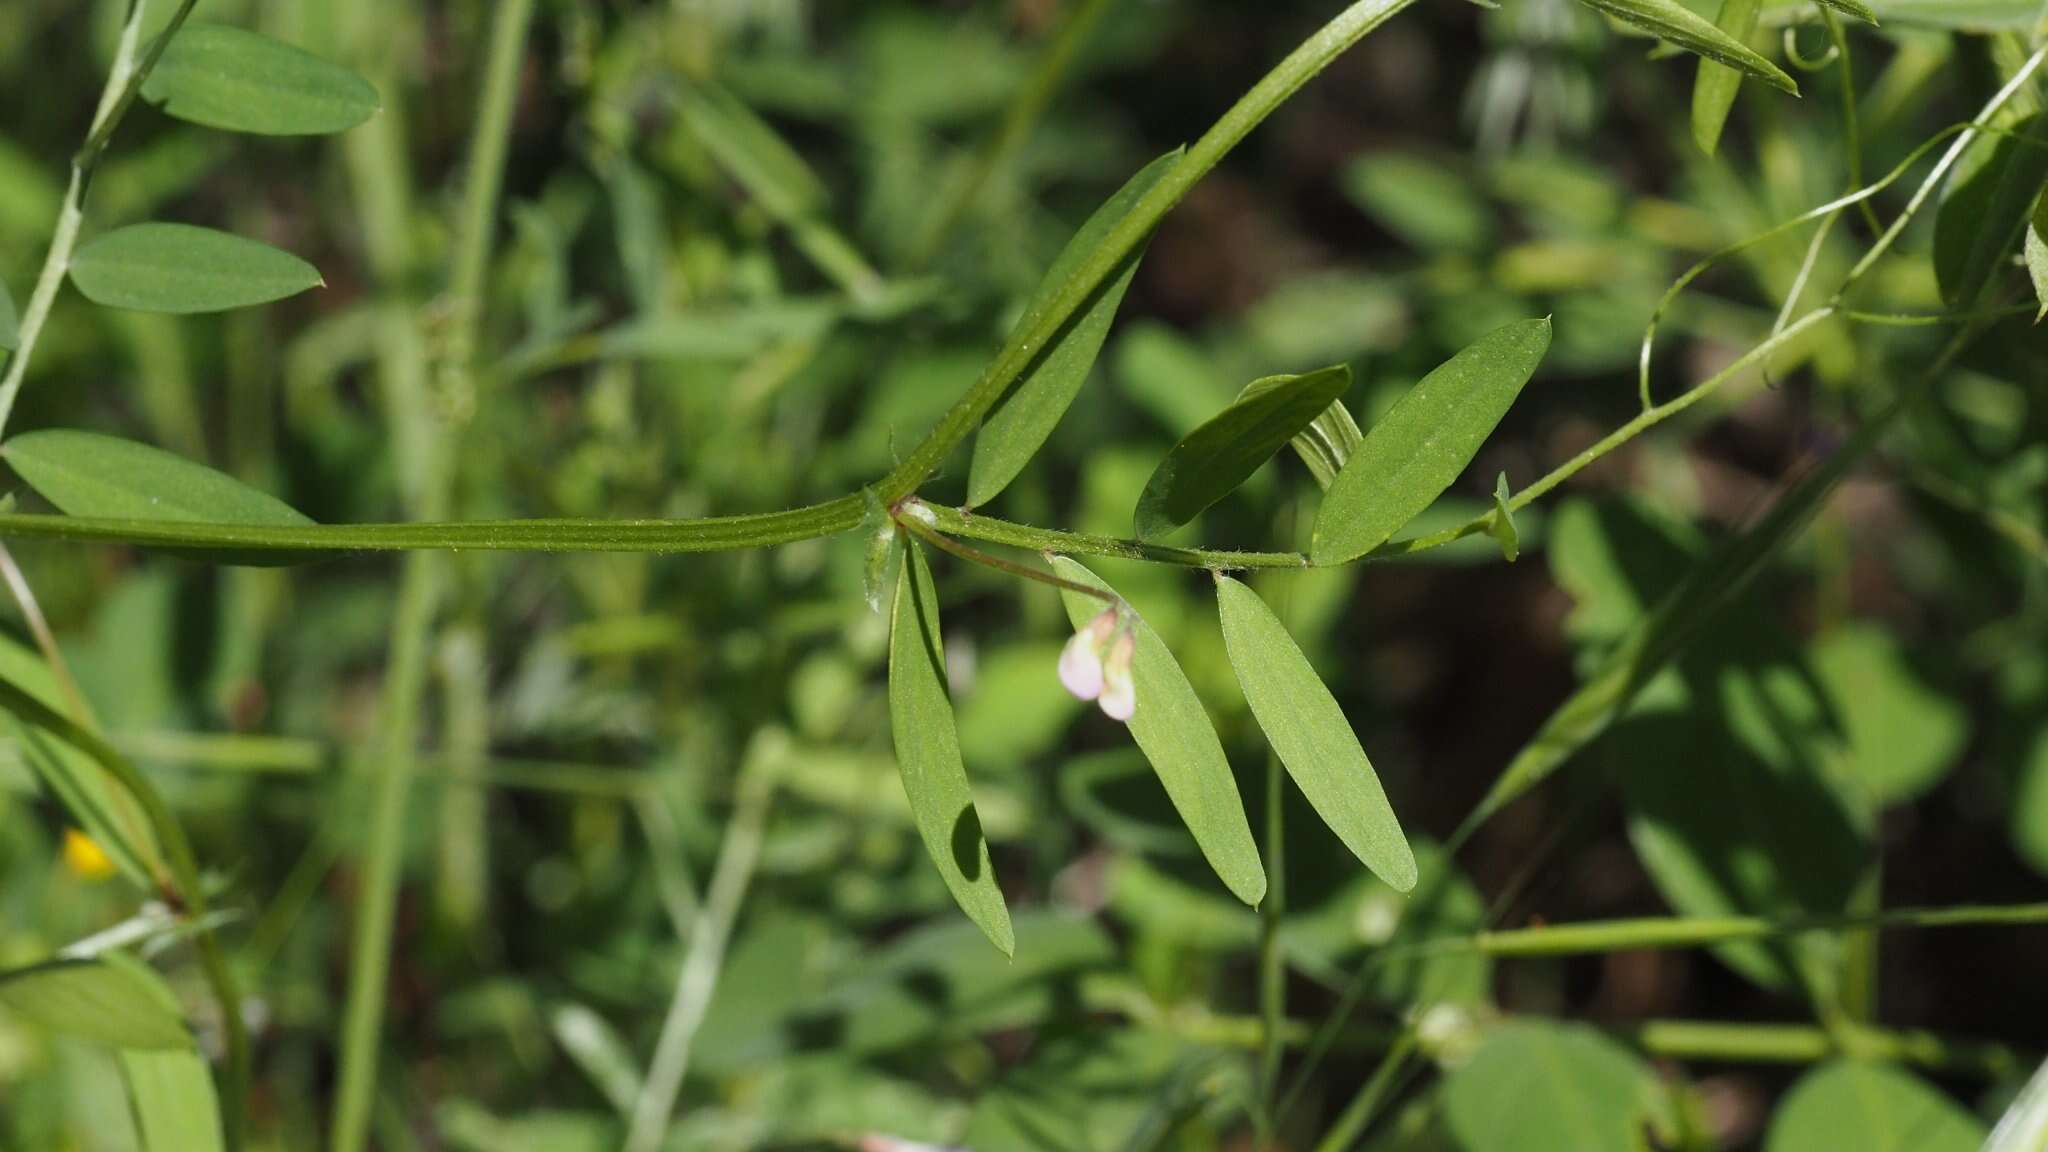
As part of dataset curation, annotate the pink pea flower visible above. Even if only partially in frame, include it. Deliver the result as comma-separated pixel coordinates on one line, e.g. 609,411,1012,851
1059,608,1136,722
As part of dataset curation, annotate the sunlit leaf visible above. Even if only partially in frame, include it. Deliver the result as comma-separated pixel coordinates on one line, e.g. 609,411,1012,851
1215,575,1415,889
2,429,312,527
1866,0,2034,28
1690,0,1763,156
1442,1021,1668,1152
69,223,322,314
125,1050,226,1152
1764,1061,1983,1151
1935,114,2048,310
887,539,1014,955
1810,624,1967,805
1134,365,1351,539
117,954,224,1152
1051,557,1265,905
0,954,193,1051
141,24,379,136
1341,153,1492,253
967,150,1182,507
1312,317,1550,565
1575,0,1798,93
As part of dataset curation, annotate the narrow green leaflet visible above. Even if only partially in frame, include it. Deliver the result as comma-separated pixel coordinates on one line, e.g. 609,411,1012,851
69,223,323,314
1215,575,1416,890
0,955,194,1051
1051,557,1265,906
1441,1021,1668,1152
1133,365,1352,540
1312,317,1550,565
117,951,224,1152
0,274,17,351
2,430,312,525
1490,472,1519,562
125,1051,227,1152
2028,199,2048,322
1866,0,2033,28
1810,0,1878,22
887,540,1014,955
677,84,828,220
1764,1061,1984,1152
1690,0,1763,156
140,25,380,136
1934,114,2048,310
1576,0,1798,94
966,150,1182,507
0,632,163,886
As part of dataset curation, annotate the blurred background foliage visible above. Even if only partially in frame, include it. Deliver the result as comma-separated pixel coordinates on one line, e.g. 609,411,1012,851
1,0,2046,1148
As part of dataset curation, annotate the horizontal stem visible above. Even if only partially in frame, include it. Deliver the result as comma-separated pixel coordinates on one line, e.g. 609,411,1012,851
1626,1019,2024,1078
1436,901,2048,958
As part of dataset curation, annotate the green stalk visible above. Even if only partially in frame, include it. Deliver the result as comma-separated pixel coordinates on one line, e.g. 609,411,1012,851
1312,1032,1418,1152
624,740,780,1152
1408,902,2048,959
0,0,201,436
1625,1019,2022,1078
329,3,536,1150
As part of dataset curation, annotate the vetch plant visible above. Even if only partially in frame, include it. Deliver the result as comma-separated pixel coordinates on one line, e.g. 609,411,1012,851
0,0,2045,1149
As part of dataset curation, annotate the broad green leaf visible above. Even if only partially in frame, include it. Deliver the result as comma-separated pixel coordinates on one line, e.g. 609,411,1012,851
1051,557,1265,906
3,430,312,527
1764,1061,1984,1152
140,24,379,136
967,150,1182,507
1614,658,1871,993
125,1050,227,1152
69,223,322,314
0,954,193,1050
1577,0,1798,94
0,274,17,351
117,953,224,1152
1690,0,1763,156
1442,1021,1667,1152
1312,317,1550,565
1215,575,1416,890
1985,1055,2048,1152
0,632,162,886
1490,473,1519,562
1934,114,2048,310
1810,625,1966,805
1133,365,1352,540
887,540,1014,955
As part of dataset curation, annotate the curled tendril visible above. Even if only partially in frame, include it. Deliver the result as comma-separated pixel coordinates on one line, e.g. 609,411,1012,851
1783,25,1840,72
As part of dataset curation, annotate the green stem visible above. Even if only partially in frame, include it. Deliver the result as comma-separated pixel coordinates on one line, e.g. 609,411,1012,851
874,0,1421,506
1312,1031,1418,1152
623,741,780,1152
1408,902,2048,960
1625,1019,2023,1078
329,3,535,1150
0,0,200,436
895,506,1118,603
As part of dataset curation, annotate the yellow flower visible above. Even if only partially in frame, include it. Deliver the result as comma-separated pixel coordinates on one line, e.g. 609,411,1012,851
61,828,116,881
